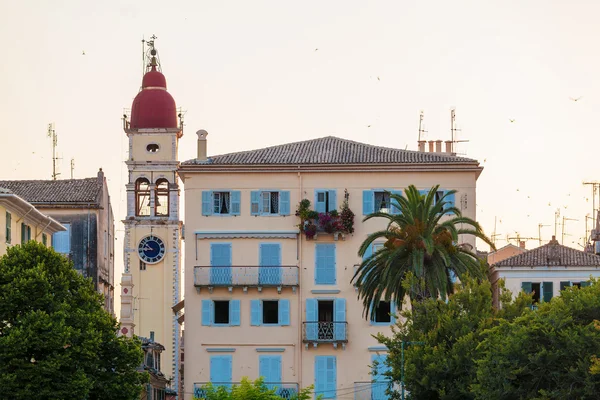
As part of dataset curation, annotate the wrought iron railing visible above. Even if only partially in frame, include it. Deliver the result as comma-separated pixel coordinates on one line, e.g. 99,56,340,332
353,381,394,400
193,382,299,399
302,321,348,342
194,266,299,287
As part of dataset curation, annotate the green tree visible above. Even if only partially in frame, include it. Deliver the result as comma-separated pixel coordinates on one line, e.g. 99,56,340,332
194,377,319,400
353,185,494,319
0,242,147,400
376,272,531,400
474,280,600,399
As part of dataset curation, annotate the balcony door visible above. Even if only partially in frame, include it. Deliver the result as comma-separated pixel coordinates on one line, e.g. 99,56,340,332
259,355,282,393
210,243,232,285
259,243,281,285
305,298,346,341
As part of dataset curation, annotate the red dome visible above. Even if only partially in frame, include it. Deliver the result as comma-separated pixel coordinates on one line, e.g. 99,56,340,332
130,67,177,129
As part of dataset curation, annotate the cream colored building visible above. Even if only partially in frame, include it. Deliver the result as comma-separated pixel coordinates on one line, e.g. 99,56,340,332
0,187,65,255
179,134,483,399
491,236,600,307
118,45,183,391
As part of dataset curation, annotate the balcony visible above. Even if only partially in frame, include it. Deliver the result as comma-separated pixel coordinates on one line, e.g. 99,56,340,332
194,266,299,293
353,382,394,400
302,321,348,349
193,382,299,399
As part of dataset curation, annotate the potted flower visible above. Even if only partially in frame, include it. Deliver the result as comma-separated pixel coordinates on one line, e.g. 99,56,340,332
304,222,317,240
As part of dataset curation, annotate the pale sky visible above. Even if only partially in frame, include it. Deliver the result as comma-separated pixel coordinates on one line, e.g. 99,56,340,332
1,0,599,288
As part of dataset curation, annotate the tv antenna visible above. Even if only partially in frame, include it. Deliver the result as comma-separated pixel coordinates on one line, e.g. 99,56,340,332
70,158,75,179
418,110,427,142
538,223,551,245
47,123,61,180
554,208,561,237
562,216,579,245
450,108,469,154
583,181,600,229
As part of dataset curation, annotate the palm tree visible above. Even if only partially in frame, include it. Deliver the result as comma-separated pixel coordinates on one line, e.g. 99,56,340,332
352,184,495,319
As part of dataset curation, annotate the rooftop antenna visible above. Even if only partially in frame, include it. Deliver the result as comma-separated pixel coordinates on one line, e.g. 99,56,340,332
562,216,579,245
583,181,600,235
70,158,75,179
418,110,427,142
450,108,469,154
538,223,551,246
47,123,61,180
554,208,561,237
507,233,539,248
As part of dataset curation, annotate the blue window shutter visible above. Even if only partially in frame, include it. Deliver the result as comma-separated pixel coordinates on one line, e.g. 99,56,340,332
390,300,397,325
202,300,213,326
560,281,571,291
315,356,336,399
315,244,335,284
371,354,391,399
334,298,346,341
542,282,553,302
210,355,232,385
390,190,402,215
229,300,240,326
305,299,317,341
279,299,290,326
202,191,213,216
259,355,282,388
315,190,326,213
259,243,282,285
52,223,71,254
279,191,290,215
210,243,232,285
363,190,374,215
315,244,324,284
328,190,337,213
363,243,373,261
444,190,456,214
231,191,241,215
251,191,260,216
251,300,262,326
521,282,532,294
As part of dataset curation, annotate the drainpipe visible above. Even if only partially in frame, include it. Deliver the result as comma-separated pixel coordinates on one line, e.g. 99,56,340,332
297,166,303,388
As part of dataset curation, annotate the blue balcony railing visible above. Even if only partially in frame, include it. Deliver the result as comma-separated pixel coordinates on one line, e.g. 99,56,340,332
353,381,394,400
194,266,299,287
193,382,299,399
302,321,348,343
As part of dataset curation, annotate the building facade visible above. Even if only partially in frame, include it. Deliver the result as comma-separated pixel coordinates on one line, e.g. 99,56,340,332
118,43,183,392
179,134,483,399
491,236,600,307
0,170,115,313
0,187,65,255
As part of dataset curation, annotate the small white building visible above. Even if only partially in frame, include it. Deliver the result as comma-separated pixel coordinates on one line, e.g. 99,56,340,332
491,236,600,305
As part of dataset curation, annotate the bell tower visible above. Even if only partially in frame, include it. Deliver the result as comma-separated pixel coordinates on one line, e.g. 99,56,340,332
119,37,182,390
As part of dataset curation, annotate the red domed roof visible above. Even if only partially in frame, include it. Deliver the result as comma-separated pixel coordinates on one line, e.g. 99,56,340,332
130,66,177,129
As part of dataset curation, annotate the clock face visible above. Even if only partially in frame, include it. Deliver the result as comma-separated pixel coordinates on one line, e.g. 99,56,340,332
138,235,166,264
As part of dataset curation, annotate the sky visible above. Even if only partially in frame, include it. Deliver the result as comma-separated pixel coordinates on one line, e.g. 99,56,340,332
1,0,599,291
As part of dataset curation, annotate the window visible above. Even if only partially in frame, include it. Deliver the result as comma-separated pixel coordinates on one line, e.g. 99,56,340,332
52,223,71,254
155,179,169,216
522,281,553,303
140,260,147,271
42,233,47,246
315,190,337,213
5,212,11,244
146,143,160,153
371,301,395,324
214,192,231,214
263,301,279,324
214,301,230,324
210,355,232,388
202,300,241,326
305,298,346,341
21,223,31,243
434,190,444,204
251,191,290,216
250,299,290,326
374,191,390,212
135,178,151,216
314,356,336,399
315,243,336,284
202,191,241,216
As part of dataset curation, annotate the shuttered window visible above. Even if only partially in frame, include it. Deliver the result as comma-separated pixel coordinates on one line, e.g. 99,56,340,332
210,355,232,388
315,244,336,284
52,223,71,254
250,191,290,216
250,299,290,326
315,356,336,399
5,212,11,244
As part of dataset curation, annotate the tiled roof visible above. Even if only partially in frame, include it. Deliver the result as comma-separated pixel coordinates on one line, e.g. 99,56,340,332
0,178,101,205
0,187,12,194
493,239,600,267
181,136,478,166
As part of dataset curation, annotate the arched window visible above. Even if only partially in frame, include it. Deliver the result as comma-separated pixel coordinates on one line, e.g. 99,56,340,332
155,179,169,216
136,178,151,216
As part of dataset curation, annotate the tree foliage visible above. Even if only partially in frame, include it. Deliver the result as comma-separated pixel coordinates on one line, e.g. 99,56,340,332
377,272,600,399
353,185,494,319
194,377,319,400
0,242,147,400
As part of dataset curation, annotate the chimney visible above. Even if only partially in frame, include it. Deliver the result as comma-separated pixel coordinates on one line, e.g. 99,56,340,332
196,130,208,161
428,141,435,152
97,168,104,185
418,141,426,152
519,241,525,249
150,331,155,342
445,141,452,153
435,140,442,153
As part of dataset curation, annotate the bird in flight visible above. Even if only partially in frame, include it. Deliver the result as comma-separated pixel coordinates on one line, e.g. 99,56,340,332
314,48,318,52
367,125,371,128
82,51,86,55
509,119,515,123
569,96,582,102
377,76,380,81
